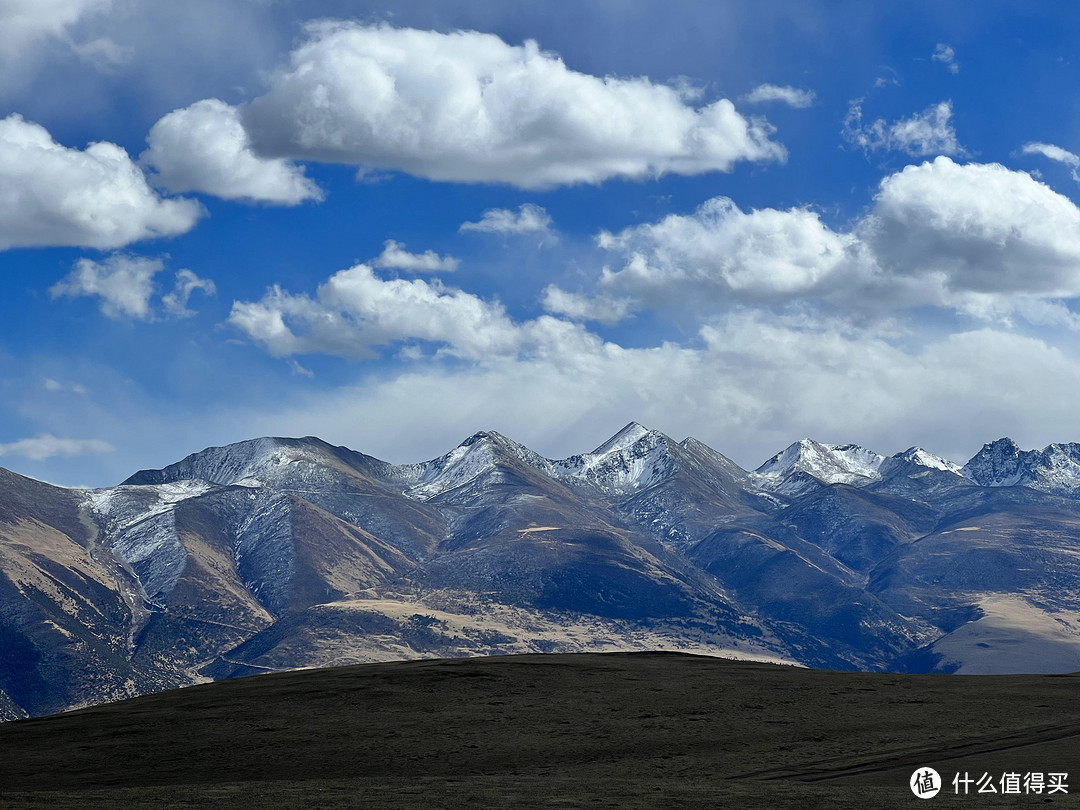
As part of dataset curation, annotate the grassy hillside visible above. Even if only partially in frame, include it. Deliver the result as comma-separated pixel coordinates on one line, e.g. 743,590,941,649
1,652,1079,808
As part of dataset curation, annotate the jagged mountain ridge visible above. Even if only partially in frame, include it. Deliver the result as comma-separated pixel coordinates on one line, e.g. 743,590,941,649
4,423,1080,718
963,437,1080,497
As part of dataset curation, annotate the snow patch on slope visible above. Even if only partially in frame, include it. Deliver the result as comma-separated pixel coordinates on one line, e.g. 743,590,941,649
84,481,214,605
86,480,213,531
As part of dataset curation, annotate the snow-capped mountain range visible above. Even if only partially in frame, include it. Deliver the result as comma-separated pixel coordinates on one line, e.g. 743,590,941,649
4,423,1080,719
117,422,1080,503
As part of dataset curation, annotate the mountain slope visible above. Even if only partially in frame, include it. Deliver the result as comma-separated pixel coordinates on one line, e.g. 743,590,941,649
0,468,166,718
7,426,1080,717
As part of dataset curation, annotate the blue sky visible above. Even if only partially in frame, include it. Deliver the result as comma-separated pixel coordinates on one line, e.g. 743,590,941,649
6,0,1080,486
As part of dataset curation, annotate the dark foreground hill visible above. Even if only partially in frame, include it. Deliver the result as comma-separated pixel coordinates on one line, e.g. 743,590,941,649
2,652,1079,809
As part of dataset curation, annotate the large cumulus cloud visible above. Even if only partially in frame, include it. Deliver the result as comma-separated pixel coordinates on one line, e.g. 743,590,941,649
596,197,863,305
141,99,322,205
228,264,527,360
148,22,784,192
866,157,1080,308
0,114,202,250
588,157,1080,323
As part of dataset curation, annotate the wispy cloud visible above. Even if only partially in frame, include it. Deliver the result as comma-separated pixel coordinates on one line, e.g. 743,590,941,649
51,254,215,320
162,269,217,317
43,379,89,395
932,43,960,74
843,100,964,157
540,286,635,325
0,434,114,461
372,240,460,273
1021,142,1080,182
742,84,815,108
460,204,556,241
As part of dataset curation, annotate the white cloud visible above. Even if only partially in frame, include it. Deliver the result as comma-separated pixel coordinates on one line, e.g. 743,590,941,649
42,378,89,395
597,196,862,305
460,203,555,236
932,43,959,74
843,100,964,157
161,268,216,317
238,308,1080,471
50,254,216,320
69,36,132,72
226,157,1080,379
0,0,110,57
289,359,314,378
228,264,528,360
142,99,322,205
593,157,1080,325
372,240,460,273
0,114,203,250
0,433,113,461
218,257,958,466
50,254,163,320
1022,142,1080,182
742,84,815,108
866,157,1080,309
240,22,785,188
541,286,635,325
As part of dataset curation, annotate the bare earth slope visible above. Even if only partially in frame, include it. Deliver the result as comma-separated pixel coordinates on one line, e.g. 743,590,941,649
1,652,1079,809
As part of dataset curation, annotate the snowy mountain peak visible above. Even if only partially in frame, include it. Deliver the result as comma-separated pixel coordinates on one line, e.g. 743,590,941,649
123,436,308,488
552,423,675,495
458,429,553,469
871,446,969,495
893,447,964,474
393,429,552,501
460,430,506,447
395,436,501,501
678,437,709,452
753,439,885,491
963,438,1080,495
962,438,1031,486
591,422,653,455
